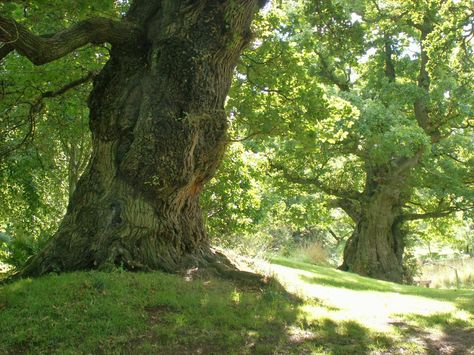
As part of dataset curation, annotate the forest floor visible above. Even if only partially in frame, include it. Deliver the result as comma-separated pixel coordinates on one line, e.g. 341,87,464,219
0,257,473,354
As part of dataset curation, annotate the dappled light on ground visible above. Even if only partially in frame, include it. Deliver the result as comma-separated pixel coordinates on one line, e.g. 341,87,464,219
260,257,474,353
1,271,310,354
1,259,473,354
266,261,455,330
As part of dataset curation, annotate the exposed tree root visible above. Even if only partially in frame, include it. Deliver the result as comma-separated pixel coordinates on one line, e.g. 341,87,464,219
176,249,268,289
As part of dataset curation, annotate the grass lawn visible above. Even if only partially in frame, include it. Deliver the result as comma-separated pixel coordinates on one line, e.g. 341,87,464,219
266,257,474,354
1,258,473,354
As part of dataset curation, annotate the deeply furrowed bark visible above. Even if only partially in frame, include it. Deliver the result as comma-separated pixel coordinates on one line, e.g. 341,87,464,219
338,164,415,283
272,162,409,283
339,186,405,283
21,0,262,277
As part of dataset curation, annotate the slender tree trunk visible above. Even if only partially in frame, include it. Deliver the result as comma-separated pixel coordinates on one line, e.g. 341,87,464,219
22,0,262,276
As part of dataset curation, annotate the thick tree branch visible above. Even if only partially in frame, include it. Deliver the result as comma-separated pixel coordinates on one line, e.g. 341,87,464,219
270,161,362,200
0,15,143,65
392,148,424,175
401,210,455,222
329,198,361,222
413,20,443,143
384,33,396,83
401,202,474,222
316,52,351,92
414,26,431,128
0,44,14,61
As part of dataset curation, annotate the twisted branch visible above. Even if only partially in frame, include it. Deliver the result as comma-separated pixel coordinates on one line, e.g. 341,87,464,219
0,15,143,65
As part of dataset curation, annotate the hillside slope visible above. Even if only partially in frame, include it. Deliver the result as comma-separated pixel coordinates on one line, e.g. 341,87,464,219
1,258,473,354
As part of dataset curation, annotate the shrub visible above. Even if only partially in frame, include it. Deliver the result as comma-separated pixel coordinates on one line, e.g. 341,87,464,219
403,251,421,284
418,257,474,289
297,242,329,266
0,232,50,270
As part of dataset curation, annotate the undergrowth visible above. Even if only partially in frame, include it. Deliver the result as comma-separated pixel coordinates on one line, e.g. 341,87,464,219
419,257,474,289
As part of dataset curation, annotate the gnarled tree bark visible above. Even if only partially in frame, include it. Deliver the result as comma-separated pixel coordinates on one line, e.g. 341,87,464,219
0,0,265,276
338,165,411,283
272,20,441,283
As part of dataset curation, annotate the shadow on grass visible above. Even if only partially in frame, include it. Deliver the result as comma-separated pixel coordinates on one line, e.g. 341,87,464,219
391,313,474,354
288,318,394,354
272,257,474,316
0,270,400,354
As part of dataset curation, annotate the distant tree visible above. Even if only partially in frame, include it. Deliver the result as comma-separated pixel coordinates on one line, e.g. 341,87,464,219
230,0,474,282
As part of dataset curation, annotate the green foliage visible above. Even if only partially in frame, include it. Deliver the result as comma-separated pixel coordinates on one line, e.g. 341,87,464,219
203,144,264,245
0,0,472,272
212,0,474,262
0,0,123,268
0,233,11,261
203,138,347,257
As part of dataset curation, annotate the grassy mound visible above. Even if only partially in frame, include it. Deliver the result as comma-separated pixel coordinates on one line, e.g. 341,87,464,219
1,258,473,354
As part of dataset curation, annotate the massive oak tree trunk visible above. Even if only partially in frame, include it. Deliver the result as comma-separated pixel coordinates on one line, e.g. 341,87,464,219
337,24,435,283
339,164,417,283
276,161,409,283
339,24,435,284
21,0,262,276
339,183,405,283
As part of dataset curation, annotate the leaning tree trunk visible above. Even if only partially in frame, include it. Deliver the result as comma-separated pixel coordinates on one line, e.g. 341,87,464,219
339,174,407,283
22,0,262,276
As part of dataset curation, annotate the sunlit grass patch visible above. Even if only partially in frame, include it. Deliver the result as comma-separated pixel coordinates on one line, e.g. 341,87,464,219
1,257,473,354
264,256,474,352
